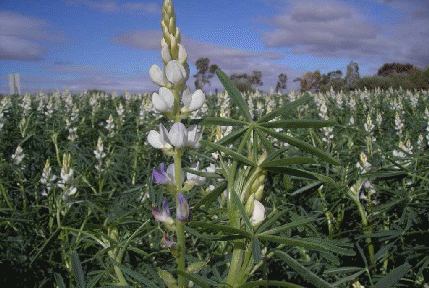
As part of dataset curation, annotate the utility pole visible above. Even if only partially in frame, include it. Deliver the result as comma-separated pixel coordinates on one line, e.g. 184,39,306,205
8,73,21,95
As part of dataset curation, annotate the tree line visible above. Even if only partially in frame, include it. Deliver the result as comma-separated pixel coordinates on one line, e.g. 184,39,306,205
193,57,429,94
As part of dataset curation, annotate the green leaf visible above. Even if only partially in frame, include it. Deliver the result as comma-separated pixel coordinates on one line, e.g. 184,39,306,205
216,69,252,122
255,127,275,155
258,93,312,123
188,221,253,239
185,225,247,241
262,166,336,186
71,250,86,288
200,139,256,167
231,187,254,232
259,119,337,129
330,269,367,287
274,250,334,288
237,280,306,288
198,116,248,127
260,126,340,166
256,210,288,234
211,126,248,150
173,269,219,288
30,228,61,266
194,182,228,210
290,181,323,196
261,157,317,167
258,236,355,256
252,236,262,264
54,273,66,288
374,263,411,288
259,217,320,236
109,258,158,288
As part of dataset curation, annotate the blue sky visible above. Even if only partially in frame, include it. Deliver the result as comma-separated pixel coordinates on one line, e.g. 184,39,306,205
1,0,428,95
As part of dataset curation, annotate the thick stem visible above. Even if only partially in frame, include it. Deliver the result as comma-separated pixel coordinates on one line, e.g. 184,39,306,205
174,151,186,288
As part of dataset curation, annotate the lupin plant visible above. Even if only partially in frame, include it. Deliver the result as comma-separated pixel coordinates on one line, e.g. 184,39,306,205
146,1,351,287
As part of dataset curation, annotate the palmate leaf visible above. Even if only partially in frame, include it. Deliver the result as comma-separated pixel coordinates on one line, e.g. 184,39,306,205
373,263,411,288
173,270,219,288
216,69,252,122
194,182,228,210
205,126,248,152
261,157,317,167
188,221,253,239
259,216,320,236
237,280,306,288
258,235,355,256
196,116,248,127
261,166,337,186
199,139,256,167
260,126,340,166
274,250,334,288
259,119,337,129
257,93,312,123
71,250,86,288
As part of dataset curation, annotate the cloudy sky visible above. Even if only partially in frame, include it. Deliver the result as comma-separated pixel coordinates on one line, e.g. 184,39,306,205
1,0,428,95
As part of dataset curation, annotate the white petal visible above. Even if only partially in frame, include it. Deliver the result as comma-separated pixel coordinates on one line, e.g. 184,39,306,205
147,130,165,149
178,43,187,64
168,122,187,149
152,92,170,112
165,60,186,84
159,87,174,108
161,42,171,63
149,65,167,86
187,125,201,149
181,87,192,109
251,200,265,226
188,89,205,111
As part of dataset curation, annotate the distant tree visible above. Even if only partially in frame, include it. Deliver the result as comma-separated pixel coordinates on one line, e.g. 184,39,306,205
300,71,321,92
229,70,263,92
275,73,287,93
193,57,219,90
377,62,420,77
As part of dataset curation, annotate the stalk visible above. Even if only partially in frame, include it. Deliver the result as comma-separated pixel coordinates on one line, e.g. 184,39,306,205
174,151,186,287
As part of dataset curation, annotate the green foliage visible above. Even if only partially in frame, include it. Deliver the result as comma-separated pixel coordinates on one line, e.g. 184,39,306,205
1,86,428,287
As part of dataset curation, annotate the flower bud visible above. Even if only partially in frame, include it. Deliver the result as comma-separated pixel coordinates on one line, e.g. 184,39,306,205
245,194,255,217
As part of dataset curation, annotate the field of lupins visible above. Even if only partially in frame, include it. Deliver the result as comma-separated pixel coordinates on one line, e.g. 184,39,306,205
1,85,428,287
1,0,429,287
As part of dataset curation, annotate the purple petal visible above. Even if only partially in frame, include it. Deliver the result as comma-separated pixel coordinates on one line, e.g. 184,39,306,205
177,193,190,222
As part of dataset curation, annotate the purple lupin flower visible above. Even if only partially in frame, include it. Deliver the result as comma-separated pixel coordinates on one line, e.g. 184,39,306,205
152,163,168,185
177,193,191,222
152,199,174,226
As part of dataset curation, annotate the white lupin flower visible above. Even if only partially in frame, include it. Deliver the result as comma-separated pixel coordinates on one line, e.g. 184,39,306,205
185,162,206,187
165,60,187,85
149,64,169,87
181,87,205,112
186,125,201,149
168,122,188,149
251,200,265,227
152,87,175,113
147,123,172,150
12,146,25,165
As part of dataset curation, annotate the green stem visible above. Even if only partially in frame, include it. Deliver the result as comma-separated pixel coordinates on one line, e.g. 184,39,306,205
174,150,186,288
0,183,13,209
225,130,252,287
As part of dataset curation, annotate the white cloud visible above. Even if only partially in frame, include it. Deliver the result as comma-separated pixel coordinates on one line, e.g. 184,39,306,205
0,11,65,61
